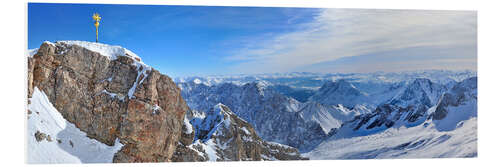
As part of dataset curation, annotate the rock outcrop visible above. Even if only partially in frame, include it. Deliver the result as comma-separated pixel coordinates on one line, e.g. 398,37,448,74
28,41,187,162
428,77,477,131
171,104,307,161
431,77,477,120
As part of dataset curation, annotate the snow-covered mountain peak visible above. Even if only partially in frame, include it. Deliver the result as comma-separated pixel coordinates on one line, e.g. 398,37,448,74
390,78,445,107
333,79,355,87
429,77,477,131
326,79,366,96
453,77,477,91
256,80,271,89
54,41,142,62
298,102,367,134
193,78,203,85
39,40,153,99
189,103,236,142
308,79,369,108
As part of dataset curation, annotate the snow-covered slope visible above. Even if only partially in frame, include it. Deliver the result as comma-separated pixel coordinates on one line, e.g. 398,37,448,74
389,78,446,108
306,77,477,159
304,117,477,159
430,77,477,131
27,87,123,164
298,102,369,133
332,78,448,138
177,73,477,154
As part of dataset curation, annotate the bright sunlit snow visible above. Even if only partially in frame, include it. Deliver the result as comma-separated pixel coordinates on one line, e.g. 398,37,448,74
304,117,477,159
27,87,123,164
56,41,141,61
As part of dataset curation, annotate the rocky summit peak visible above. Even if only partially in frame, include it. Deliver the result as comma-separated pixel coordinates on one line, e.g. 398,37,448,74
28,41,190,162
308,79,368,108
54,40,143,62
28,41,304,163
409,78,434,90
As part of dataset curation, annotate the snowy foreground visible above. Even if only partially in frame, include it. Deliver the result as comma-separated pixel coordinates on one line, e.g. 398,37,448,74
304,117,477,159
27,88,123,164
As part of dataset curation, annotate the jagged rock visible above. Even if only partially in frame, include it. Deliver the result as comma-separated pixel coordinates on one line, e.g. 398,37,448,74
172,104,307,161
178,81,327,152
341,78,447,133
29,41,188,162
170,110,205,162
32,42,122,145
432,77,477,120
27,56,34,97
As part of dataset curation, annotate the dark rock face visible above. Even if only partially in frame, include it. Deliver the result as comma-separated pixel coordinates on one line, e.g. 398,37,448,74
29,41,188,162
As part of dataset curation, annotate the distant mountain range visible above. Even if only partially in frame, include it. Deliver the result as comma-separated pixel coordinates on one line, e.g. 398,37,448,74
176,71,477,157
27,41,477,163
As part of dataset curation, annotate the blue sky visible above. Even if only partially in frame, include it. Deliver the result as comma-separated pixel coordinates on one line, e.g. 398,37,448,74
28,3,477,77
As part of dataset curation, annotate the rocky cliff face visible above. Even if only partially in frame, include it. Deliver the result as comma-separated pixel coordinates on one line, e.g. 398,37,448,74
171,104,307,161
28,41,304,163
28,41,187,162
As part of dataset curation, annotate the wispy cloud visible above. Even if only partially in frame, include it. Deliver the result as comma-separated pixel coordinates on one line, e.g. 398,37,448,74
224,9,477,74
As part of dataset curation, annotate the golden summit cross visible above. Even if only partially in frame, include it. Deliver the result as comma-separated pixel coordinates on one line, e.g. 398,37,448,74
92,13,101,43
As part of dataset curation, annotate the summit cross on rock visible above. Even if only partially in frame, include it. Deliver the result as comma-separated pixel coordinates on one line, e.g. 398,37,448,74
92,13,101,43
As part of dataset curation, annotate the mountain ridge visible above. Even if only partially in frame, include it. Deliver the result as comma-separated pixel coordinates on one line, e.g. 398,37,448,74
27,40,304,163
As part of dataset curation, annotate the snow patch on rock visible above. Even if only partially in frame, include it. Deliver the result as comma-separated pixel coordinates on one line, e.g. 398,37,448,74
28,48,39,57
56,41,141,61
28,87,123,164
183,115,193,134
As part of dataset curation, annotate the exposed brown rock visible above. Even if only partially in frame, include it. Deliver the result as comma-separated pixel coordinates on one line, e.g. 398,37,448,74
27,56,34,98
29,41,188,162
47,135,53,142
35,131,47,142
